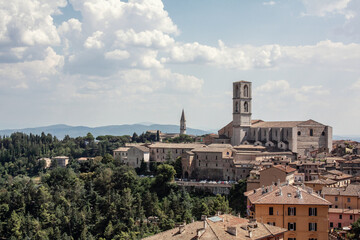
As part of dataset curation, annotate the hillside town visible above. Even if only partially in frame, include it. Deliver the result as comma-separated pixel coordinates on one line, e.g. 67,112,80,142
32,81,360,239
108,81,359,239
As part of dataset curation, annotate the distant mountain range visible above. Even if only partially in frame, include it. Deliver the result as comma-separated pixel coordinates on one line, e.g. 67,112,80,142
333,135,360,142
0,124,213,139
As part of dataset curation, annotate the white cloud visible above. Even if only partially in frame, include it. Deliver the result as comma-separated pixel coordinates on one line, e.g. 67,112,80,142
0,0,66,46
301,0,352,17
104,49,130,60
263,1,276,6
351,79,360,89
255,80,329,103
115,29,175,48
84,31,104,49
0,47,64,89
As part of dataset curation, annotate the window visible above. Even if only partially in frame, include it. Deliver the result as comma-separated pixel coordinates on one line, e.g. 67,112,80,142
309,222,317,231
330,222,333,228
322,131,325,136
235,102,239,112
288,238,296,240
338,223,342,228
335,197,338,201
347,198,351,202
310,129,314,136
288,222,296,231
267,222,275,226
339,214,342,219
269,207,274,215
350,215,353,220
288,207,296,216
309,208,317,216
298,131,301,136
309,238,317,240
335,205,338,208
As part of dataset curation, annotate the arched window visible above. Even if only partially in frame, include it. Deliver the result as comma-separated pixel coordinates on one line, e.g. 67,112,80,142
235,102,239,112
298,131,301,136
322,131,325,136
244,85,249,97
310,129,314,136
236,85,239,98
244,102,248,112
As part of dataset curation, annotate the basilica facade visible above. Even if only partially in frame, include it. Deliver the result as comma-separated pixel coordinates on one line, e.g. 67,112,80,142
218,80,332,157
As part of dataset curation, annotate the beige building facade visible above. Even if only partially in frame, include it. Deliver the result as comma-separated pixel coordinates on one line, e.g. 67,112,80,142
219,80,333,157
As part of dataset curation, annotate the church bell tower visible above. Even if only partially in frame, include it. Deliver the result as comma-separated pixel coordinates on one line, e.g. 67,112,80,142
232,81,252,145
180,109,186,135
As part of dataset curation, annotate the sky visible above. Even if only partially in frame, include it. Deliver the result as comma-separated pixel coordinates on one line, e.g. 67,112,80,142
0,0,360,135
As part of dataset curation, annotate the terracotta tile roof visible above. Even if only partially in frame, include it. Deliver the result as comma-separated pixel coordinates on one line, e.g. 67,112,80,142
142,214,287,240
148,143,204,149
251,121,304,128
250,119,326,128
329,208,360,214
305,179,336,185
246,184,331,205
191,147,233,153
322,184,360,197
133,145,150,153
113,147,130,152
207,143,233,148
273,165,296,173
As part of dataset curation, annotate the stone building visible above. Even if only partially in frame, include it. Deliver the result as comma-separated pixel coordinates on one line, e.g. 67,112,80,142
219,80,333,157
52,156,69,167
113,147,130,162
148,142,203,162
127,145,150,168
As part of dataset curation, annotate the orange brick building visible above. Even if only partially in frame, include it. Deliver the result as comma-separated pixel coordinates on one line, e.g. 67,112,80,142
245,184,331,240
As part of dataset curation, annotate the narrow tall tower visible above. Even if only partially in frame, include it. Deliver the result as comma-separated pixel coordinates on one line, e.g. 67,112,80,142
180,109,186,135
232,81,252,145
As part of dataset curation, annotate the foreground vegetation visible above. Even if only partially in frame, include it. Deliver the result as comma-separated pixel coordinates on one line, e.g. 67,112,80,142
0,132,246,239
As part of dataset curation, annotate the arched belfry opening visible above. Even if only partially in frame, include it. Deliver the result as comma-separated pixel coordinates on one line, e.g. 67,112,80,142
236,85,239,98
244,85,249,97
244,101,248,112
235,102,239,112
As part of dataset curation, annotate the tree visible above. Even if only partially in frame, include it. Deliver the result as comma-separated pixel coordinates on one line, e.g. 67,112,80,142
85,133,95,143
348,218,360,239
132,133,138,143
173,157,182,178
228,179,247,216
155,164,176,185
101,153,114,164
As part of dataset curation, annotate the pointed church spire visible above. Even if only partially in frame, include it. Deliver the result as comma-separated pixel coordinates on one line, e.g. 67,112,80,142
180,109,186,135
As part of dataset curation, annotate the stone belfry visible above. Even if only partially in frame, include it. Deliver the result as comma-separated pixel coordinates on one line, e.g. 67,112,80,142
232,81,252,145
180,109,186,135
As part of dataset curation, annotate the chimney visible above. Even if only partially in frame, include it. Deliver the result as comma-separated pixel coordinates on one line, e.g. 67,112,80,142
197,228,206,239
178,225,185,234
